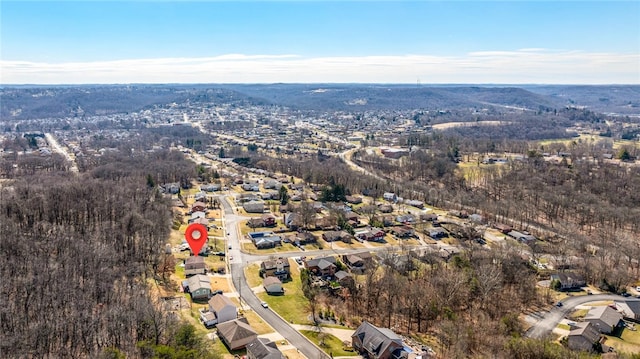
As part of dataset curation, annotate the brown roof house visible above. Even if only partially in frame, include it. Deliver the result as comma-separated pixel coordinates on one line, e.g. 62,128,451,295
217,318,258,350
323,230,352,243
343,251,375,274
263,276,285,295
184,256,206,276
305,256,337,278
352,321,409,359
584,306,622,334
567,322,601,352
260,258,290,281
246,338,285,359
207,295,237,325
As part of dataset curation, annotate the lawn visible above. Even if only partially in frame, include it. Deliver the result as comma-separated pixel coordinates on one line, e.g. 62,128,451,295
244,263,262,288
604,327,640,354
241,242,300,255
568,309,588,320
241,310,273,334
257,277,312,325
300,330,358,357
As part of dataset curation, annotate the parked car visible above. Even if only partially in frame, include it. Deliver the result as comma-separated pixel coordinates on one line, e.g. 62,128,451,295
556,302,563,307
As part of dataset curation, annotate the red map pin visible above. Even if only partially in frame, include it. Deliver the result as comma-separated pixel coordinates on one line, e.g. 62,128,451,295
185,223,207,256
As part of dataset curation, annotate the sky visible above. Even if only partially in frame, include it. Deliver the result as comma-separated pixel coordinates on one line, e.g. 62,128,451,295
1,1,639,84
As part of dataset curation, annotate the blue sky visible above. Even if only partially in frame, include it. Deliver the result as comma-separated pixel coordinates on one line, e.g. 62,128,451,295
1,1,639,84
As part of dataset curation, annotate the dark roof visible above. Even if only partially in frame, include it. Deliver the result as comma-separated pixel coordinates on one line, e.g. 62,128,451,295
352,321,404,359
305,256,336,268
246,338,285,359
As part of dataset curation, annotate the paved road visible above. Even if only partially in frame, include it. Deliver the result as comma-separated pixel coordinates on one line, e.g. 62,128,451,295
219,196,330,359
525,294,638,339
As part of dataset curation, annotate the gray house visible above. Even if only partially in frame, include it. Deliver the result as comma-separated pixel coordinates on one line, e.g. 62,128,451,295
263,276,285,295
243,200,265,213
246,338,285,359
614,300,640,321
567,322,601,352
584,306,622,334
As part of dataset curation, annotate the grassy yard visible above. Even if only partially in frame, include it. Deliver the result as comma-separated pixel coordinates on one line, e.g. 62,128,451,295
568,308,589,320
245,263,262,288
604,327,640,354
257,273,312,325
241,310,274,334
300,330,358,357
241,242,300,255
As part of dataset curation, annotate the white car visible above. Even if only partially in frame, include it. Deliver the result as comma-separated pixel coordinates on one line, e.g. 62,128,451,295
636,286,640,292
261,302,269,308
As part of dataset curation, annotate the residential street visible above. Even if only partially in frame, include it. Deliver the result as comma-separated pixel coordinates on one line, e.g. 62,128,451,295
525,294,637,339
219,195,331,359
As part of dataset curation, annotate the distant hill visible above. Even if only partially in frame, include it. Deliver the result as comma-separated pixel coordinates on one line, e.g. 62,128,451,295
219,84,558,111
2,84,638,120
0,85,256,120
524,85,640,115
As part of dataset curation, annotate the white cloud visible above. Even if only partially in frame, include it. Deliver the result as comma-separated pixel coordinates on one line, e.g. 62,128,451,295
1,49,638,84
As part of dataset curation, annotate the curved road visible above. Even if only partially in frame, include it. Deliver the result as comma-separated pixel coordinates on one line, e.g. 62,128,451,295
219,196,331,359
525,294,639,339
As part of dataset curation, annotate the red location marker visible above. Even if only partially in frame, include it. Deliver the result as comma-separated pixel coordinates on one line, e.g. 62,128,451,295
185,223,207,256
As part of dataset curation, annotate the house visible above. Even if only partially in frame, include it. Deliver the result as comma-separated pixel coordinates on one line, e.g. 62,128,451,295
383,192,398,202
249,232,282,249
335,270,354,288
395,214,415,224
567,322,601,352
420,213,438,222
405,199,424,209
262,214,277,227
263,180,282,190
217,318,258,350
191,201,207,213
428,228,447,240
184,256,207,276
188,211,207,223
323,230,353,243
469,213,485,224
248,217,266,228
182,274,211,300
284,213,303,230
508,230,536,244
584,306,622,334
201,184,220,192
260,258,290,281
246,338,285,359
244,200,265,213
493,223,512,234
208,295,237,325
263,276,285,295
344,212,361,226
352,321,409,359
356,228,385,242
343,251,375,273
551,272,586,291
345,195,363,204
305,256,337,278
390,226,415,238
378,204,394,213
614,300,640,321
294,231,317,245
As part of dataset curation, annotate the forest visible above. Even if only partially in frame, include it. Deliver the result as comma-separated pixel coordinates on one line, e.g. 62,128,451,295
0,145,217,358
